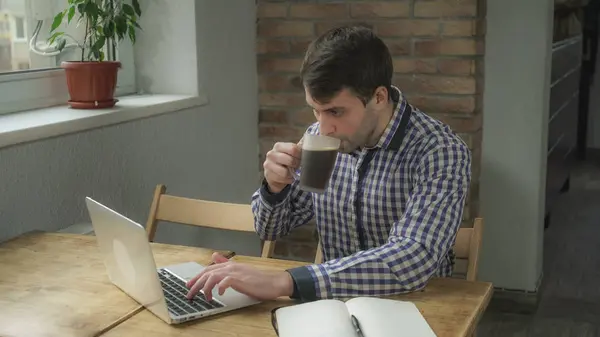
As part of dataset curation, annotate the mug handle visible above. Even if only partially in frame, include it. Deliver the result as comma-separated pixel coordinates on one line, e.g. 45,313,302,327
288,136,304,181
288,167,300,181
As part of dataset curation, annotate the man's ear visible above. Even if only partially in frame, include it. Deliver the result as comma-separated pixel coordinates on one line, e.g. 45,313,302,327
374,86,389,105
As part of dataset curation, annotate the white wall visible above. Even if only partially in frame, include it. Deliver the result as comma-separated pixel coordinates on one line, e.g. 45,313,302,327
0,1,262,256
478,0,553,291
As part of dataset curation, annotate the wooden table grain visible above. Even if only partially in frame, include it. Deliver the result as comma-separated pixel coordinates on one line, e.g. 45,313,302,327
0,232,229,337
105,255,493,337
0,232,493,337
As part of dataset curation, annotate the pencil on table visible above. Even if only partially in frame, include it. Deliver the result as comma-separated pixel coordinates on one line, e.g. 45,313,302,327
93,305,145,337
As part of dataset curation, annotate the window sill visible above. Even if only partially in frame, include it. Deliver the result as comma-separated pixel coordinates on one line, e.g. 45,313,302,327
0,93,208,149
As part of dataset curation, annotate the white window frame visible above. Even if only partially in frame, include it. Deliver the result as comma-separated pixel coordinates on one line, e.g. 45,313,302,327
11,15,26,41
0,0,136,116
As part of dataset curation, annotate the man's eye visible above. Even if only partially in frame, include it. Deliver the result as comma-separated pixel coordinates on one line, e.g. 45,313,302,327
329,110,343,117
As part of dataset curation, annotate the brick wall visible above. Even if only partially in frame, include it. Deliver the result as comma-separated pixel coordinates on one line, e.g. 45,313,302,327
256,0,485,262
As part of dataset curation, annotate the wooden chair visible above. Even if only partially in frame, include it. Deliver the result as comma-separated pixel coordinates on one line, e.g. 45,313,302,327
454,218,484,281
145,184,275,259
313,218,484,281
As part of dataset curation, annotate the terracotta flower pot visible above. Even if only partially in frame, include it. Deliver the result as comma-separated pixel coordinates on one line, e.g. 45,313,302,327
61,61,121,109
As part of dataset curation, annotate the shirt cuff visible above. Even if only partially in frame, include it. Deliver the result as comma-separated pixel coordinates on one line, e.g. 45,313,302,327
286,266,317,301
259,179,291,206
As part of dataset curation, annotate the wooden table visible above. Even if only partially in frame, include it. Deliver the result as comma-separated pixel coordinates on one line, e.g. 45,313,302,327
0,232,229,337
0,232,493,337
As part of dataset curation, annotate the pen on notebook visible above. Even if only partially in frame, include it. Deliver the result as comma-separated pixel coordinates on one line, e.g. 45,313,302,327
351,315,365,337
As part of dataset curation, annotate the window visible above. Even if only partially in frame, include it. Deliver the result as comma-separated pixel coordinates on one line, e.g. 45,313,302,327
0,0,136,115
13,16,24,40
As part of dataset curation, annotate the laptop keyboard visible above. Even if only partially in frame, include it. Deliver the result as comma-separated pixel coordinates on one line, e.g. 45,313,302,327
158,269,225,317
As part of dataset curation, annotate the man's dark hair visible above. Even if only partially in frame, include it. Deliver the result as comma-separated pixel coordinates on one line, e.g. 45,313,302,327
300,24,393,105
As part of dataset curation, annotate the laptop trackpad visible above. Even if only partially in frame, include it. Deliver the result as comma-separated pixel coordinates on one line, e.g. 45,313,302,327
162,261,205,282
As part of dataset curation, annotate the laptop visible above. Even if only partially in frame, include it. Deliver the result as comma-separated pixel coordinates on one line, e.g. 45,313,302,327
84,196,261,324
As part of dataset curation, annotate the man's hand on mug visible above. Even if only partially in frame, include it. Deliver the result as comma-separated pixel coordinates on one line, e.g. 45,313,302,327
263,141,302,194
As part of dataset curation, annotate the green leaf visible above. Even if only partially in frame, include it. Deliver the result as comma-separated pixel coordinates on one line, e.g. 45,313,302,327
50,11,65,32
76,14,85,27
99,50,105,62
84,1,98,19
92,35,106,52
103,21,115,38
67,6,76,23
132,0,142,16
115,15,127,40
47,31,64,45
122,4,135,16
57,38,67,51
127,24,136,44
131,20,142,30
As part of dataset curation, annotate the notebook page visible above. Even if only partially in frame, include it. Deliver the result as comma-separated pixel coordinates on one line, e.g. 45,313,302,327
345,297,437,337
275,299,358,337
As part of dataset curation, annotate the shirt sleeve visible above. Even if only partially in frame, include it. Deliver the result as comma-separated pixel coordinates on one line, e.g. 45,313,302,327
286,141,472,300
251,124,320,241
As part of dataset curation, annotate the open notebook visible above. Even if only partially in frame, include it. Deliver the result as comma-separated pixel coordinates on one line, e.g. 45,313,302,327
272,297,437,337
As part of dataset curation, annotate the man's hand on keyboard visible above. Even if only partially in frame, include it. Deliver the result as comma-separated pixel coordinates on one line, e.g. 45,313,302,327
185,252,294,301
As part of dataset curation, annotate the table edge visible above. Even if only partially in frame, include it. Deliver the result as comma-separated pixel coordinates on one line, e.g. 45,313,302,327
462,282,494,336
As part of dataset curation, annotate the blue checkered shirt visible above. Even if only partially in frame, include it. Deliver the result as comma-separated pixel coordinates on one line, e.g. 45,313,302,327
251,86,472,301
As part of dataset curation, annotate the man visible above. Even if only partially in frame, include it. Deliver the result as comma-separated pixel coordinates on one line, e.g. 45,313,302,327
185,25,472,303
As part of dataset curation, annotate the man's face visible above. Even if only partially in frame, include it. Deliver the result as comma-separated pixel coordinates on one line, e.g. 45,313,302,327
304,87,382,153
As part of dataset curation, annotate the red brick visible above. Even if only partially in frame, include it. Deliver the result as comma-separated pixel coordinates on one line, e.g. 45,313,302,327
404,94,476,114
259,93,306,107
289,38,313,54
414,39,441,56
457,132,473,148
393,58,437,74
258,57,303,73
376,20,439,37
258,74,303,91
259,125,305,141
414,0,477,18
350,3,410,18
437,59,474,75
476,18,486,36
292,107,316,127
289,4,347,19
397,75,459,94
394,74,476,95
440,39,479,55
470,144,482,180
441,20,477,37
257,3,288,18
414,39,479,56
315,21,373,36
258,21,314,37
427,112,482,132
259,109,288,124
257,39,290,54
383,38,411,56
475,59,485,75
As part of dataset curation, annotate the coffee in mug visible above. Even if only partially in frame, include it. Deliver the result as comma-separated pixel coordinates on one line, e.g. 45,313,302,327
291,134,340,193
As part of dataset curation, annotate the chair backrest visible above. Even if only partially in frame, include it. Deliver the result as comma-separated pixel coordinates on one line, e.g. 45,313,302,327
145,184,275,259
313,218,484,281
452,218,483,281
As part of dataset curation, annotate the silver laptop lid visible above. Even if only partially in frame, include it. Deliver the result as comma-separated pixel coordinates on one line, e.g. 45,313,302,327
85,197,171,323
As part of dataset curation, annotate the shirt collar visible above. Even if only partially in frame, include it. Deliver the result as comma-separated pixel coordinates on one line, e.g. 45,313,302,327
366,85,407,151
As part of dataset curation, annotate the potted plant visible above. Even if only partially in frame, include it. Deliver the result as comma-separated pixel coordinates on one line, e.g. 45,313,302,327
48,0,142,109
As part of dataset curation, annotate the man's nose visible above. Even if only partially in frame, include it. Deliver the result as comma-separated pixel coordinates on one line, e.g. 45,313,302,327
317,116,336,136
